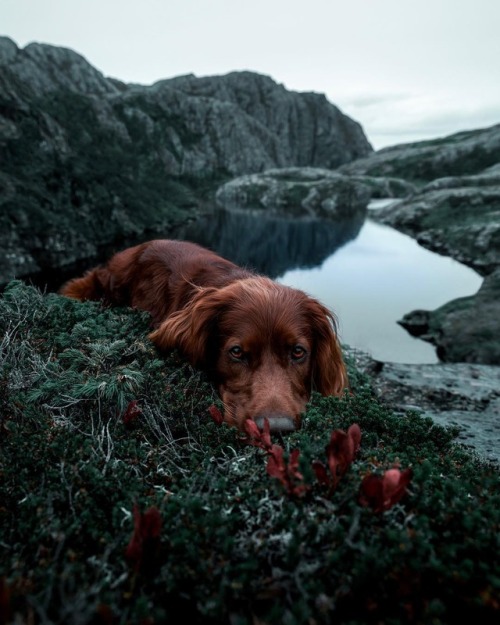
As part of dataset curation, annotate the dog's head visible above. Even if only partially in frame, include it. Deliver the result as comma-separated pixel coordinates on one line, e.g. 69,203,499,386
149,277,347,432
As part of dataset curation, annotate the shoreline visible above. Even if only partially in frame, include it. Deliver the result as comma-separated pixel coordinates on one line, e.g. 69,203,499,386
345,345,500,466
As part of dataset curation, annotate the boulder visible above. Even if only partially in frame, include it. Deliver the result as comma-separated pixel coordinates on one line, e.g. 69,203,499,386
398,269,500,364
215,167,415,217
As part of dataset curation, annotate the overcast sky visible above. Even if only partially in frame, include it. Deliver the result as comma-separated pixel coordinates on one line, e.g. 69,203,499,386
2,0,500,149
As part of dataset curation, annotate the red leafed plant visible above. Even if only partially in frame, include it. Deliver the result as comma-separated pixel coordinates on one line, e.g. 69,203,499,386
312,423,361,494
125,504,162,572
243,420,412,511
359,467,413,513
244,418,272,451
208,404,224,425
122,400,142,427
244,419,308,497
266,445,309,497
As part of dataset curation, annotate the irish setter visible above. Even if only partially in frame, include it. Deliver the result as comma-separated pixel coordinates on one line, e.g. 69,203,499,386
60,239,347,432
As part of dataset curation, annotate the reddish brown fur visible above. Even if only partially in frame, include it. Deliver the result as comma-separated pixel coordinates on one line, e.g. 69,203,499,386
60,239,348,431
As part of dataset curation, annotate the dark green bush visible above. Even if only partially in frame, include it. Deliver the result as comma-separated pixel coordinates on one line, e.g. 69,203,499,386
0,282,498,624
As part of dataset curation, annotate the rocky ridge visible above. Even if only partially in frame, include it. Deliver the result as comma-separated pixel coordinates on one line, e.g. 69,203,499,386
0,36,373,285
338,124,500,183
161,72,372,170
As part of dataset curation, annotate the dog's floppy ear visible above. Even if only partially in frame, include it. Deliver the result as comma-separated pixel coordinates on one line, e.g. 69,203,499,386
148,287,227,368
305,298,349,396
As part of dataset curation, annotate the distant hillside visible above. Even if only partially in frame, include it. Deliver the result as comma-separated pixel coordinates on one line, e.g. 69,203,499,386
338,124,500,184
0,36,372,284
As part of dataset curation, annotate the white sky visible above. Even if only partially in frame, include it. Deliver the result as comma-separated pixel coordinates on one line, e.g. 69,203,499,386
2,0,500,149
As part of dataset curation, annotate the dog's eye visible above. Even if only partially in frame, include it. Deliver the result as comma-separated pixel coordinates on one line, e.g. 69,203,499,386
291,345,307,361
229,345,244,360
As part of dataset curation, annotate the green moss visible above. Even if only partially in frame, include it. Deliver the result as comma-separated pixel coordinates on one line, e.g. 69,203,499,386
0,282,498,624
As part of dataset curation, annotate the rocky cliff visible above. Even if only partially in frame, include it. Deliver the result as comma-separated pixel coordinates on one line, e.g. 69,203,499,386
0,37,372,284
161,72,372,169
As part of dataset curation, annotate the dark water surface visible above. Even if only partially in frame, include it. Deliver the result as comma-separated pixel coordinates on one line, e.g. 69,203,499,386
180,203,482,364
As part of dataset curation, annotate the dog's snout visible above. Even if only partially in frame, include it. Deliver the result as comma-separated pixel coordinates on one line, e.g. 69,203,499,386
254,414,297,433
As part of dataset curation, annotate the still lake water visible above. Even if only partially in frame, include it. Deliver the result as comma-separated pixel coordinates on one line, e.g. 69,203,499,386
181,201,482,364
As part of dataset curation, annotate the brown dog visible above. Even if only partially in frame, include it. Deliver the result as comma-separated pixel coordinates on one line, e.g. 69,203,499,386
60,239,347,431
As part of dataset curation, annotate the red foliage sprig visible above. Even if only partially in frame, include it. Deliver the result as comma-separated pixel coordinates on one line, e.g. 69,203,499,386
244,419,308,497
266,445,309,497
208,404,224,425
125,504,162,572
359,467,413,513
244,418,272,451
312,423,361,494
243,418,412,512
122,400,142,427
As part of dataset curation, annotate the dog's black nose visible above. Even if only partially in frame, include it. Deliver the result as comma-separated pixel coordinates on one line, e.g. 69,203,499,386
254,414,297,432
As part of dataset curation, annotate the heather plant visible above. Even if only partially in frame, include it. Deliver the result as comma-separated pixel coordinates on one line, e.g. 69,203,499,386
0,281,499,624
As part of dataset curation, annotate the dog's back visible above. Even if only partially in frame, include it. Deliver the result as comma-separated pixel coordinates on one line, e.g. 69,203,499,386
60,239,252,324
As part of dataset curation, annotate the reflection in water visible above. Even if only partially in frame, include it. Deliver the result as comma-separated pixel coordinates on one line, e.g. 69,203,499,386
27,208,364,293
179,208,365,278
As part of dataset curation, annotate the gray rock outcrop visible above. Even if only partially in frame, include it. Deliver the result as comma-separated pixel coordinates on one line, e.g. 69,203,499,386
346,347,500,465
215,167,415,217
398,269,500,364
372,172,500,275
0,37,121,97
161,72,373,170
338,124,500,184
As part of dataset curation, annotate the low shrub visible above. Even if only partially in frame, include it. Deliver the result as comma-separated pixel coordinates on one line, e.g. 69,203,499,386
0,282,498,624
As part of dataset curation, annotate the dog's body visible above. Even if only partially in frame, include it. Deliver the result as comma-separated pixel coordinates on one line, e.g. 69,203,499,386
60,239,347,431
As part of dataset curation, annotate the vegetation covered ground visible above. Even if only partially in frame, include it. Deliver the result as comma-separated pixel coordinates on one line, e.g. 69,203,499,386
0,282,499,624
